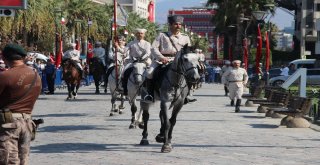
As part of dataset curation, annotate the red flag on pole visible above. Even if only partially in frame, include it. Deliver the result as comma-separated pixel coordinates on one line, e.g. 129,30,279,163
265,31,270,72
243,38,248,70
75,39,80,51
55,37,63,68
255,24,262,74
86,41,93,64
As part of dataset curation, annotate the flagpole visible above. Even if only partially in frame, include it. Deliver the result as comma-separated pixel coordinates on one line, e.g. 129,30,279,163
113,0,118,88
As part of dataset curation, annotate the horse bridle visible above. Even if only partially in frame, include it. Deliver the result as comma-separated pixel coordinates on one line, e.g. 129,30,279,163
170,52,198,82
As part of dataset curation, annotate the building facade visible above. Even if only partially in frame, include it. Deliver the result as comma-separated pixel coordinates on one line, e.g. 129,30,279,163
296,0,320,58
168,7,217,59
273,32,294,51
117,0,154,20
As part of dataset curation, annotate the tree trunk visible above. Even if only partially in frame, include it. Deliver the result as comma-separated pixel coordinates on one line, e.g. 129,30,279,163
234,13,244,60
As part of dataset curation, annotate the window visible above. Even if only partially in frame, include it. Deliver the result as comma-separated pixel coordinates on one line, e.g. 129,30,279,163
317,4,320,11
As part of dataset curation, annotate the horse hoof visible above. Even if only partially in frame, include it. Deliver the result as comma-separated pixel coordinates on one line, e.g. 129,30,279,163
109,113,114,116
155,134,164,143
138,123,144,129
119,105,125,109
119,110,123,114
129,124,135,129
161,144,172,153
104,89,107,93
113,109,118,112
95,91,100,94
140,139,149,145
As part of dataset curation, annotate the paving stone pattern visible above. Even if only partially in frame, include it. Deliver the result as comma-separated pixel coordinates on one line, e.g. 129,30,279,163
30,84,320,165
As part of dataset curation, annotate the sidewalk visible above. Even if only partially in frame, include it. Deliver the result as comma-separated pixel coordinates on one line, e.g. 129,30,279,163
30,83,320,165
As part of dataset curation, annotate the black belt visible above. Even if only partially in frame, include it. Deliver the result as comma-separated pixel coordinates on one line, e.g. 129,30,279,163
162,54,175,57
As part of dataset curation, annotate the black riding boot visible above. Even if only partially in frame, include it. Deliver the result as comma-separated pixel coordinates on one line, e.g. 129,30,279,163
230,99,234,106
122,78,128,95
235,99,241,112
224,85,229,96
143,79,154,103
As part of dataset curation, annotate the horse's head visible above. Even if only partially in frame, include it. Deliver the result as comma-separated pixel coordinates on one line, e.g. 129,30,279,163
132,58,147,84
175,44,200,83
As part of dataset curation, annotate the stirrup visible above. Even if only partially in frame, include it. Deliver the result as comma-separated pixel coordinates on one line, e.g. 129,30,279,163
143,95,153,103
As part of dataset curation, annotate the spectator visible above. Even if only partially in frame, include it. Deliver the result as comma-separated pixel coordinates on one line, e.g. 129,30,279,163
44,59,56,94
280,64,289,76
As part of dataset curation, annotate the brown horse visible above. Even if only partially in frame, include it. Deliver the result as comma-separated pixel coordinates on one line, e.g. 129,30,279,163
62,59,82,100
89,57,107,94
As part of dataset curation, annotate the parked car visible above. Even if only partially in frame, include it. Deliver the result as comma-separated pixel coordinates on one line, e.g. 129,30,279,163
289,59,316,69
268,68,320,86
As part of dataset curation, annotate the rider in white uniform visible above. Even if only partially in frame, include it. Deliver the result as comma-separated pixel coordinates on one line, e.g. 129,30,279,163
120,28,152,95
63,43,84,78
144,15,194,103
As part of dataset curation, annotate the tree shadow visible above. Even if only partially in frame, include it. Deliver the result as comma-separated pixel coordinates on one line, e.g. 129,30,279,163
241,115,265,119
38,125,114,133
193,94,223,97
248,124,279,129
33,113,88,118
31,143,162,153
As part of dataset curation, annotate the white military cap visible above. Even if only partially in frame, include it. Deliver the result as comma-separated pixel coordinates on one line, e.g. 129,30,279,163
225,60,231,65
195,49,200,53
68,43,76,47
95,41,102,45
232,60,241,64
135,28,147,33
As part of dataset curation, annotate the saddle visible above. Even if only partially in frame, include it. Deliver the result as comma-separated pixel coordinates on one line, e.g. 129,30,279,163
152,63,172,92
106,66,115,78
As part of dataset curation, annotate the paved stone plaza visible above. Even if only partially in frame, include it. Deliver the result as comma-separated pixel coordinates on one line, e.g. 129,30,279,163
30,84,320,165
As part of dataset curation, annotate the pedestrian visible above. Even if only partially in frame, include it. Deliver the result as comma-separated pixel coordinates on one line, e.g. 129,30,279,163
280,64,289,76
220,60,232,96
119,28,152,95
0,43,41,164
144,15,196,104
222,60,248,112
44,59,56,94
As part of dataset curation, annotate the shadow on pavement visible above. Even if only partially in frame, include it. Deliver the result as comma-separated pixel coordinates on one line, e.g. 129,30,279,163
241,115,265,119
31,143,162,153
248,124,279,129
173,143,316,149
193,94,223,97
38,125,114,132
33,113,88,118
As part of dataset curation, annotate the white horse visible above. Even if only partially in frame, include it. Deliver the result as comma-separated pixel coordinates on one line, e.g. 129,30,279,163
107,62,125,116
139,45,200,153
126,58,147,129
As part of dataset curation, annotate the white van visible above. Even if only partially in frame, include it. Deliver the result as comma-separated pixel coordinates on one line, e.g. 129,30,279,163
289,59,316,69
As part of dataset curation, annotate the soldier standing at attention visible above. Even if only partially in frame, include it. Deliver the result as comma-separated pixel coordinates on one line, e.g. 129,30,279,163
0,44,41,164
144,15,195,103
222,60,248,112
220,60,232,96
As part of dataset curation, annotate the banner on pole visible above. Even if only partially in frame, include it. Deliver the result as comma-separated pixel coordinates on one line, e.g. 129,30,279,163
0,0,27,9
115,3,128,26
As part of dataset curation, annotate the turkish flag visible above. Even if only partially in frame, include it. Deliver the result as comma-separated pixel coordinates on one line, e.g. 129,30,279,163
265,31,270,72
255,24,262,74
243,38,248,70
0,0,23,6
55,37,63,68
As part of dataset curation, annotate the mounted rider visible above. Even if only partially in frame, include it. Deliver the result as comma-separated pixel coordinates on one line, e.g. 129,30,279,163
106,35,128,81
92,41,106,68
62,43,84,78
120,28,152,95
144,15,195,103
